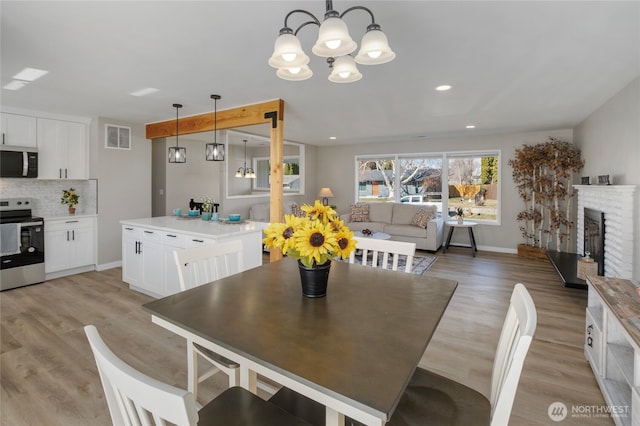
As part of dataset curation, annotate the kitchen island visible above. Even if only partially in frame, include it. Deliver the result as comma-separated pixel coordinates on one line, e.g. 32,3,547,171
121,216,268,298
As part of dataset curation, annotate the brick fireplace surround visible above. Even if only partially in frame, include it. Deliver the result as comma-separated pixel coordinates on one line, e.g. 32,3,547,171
575,185,636,279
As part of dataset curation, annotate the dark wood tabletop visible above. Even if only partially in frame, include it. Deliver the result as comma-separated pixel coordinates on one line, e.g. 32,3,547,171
143,257,457,422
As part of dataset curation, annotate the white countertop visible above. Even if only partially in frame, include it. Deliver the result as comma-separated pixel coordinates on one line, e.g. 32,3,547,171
120,216,268,239
45,214,97,221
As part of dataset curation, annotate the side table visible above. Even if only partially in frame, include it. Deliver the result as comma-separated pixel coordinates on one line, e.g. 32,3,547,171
443,220,478,256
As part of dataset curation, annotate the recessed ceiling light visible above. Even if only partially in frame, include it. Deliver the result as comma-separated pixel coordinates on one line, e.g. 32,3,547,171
130,87,159,97
13,67,48,82
329,136,336,140
435,85,452,91
3,80,28,90
466,125,476,129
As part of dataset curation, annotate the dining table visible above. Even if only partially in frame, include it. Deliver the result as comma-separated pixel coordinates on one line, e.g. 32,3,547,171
143,257,457,426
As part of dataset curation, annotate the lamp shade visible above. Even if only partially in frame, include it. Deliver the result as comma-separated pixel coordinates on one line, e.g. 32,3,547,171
328,56,362,83
205,142,224,161
318,187,334,198
269,33,310,69
276,65,313,81
312,16,357,58
355,27,396,65
169,146,186,163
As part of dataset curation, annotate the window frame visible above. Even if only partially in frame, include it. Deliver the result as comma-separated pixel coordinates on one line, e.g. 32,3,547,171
354,149,501,225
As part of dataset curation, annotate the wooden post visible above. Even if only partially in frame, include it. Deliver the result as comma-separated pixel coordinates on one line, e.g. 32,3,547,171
268,109,284,262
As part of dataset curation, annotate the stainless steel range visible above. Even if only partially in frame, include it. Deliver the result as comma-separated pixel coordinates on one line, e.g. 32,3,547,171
0,198,45,291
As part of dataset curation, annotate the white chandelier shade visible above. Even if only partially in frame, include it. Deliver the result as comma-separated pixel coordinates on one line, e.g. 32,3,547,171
311,16,357,58
328,55,362,83
277,65,314,81
268,33,310,69
355,26,396,65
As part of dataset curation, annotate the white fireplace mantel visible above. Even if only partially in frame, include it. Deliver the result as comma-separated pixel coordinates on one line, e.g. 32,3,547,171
574,185,636,279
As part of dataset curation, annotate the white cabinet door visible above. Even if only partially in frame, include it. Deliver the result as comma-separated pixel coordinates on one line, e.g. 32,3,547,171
45,217,95,274
1,113,37,147
140,240,162,296
37,118,88,179
44,228,69,273
162,233,186,296
122,227,142,287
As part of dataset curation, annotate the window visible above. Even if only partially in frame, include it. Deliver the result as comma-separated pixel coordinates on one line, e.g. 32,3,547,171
105,124,130,150
355,150,500,224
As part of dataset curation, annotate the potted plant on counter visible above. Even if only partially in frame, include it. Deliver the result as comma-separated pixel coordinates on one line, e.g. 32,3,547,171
61,188,79,215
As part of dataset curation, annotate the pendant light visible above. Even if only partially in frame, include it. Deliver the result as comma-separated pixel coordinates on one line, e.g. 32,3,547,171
206,94,224,161
168,103,186,163
235,139,256,178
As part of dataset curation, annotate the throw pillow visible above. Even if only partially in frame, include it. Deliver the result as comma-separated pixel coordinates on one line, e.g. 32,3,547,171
350,204,369,222
410,208,435,228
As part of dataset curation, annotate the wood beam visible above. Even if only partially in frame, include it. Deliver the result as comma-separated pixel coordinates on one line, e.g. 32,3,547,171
145,99,284,139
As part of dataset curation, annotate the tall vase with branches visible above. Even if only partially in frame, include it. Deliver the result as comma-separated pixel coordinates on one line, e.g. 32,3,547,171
509,138,584,253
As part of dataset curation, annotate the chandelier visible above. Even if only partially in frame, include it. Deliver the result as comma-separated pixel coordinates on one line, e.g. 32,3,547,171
268,0,395,83
235,139,256,178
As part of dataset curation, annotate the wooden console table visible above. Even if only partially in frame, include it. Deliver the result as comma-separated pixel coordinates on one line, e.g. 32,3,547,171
585,275,640,426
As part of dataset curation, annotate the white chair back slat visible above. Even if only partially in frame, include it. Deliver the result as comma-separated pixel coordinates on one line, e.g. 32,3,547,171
84,325,199,426
489,283,537,425
349,237,416,273
174,240,244,291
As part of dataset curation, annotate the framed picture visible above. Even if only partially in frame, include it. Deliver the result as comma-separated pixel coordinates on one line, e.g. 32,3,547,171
581,176,591,185
597,175,610,185
106,124,131,150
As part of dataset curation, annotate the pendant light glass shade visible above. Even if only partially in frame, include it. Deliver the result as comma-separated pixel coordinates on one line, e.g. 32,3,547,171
328,55,362,83
276,65,313,81
168,103,186,163
312,15,357,58
355,25,396,65
269,33,310,69
206,94,224,161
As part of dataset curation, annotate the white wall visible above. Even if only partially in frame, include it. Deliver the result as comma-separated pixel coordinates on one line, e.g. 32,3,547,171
574,75,640,280
94,117,151,267
315,128,574,252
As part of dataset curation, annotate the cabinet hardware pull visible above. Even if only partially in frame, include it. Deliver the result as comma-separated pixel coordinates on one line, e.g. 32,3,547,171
65,220,79,224
65,168,68,179
125,227,133,230
59,168,62,179
144,231,153,234
67,230,70,241
192,239,204,243
72,230,75,240
166,234,177,237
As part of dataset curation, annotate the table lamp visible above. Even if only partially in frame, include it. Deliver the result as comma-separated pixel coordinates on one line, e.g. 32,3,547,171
318,187,334,206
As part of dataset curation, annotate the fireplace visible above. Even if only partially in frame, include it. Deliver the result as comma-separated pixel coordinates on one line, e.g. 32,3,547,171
575,185,635,279
583,208,605,276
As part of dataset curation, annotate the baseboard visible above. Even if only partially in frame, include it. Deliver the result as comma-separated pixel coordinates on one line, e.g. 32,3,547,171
96,260,122,271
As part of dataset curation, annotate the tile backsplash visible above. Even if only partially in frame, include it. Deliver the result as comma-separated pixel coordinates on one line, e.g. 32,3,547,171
0,179,98,217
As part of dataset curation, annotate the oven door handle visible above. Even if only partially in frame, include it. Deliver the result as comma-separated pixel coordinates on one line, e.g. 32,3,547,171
17,221,44,227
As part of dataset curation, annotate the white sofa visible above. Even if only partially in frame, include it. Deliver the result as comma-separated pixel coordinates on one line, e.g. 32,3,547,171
340,203,444,251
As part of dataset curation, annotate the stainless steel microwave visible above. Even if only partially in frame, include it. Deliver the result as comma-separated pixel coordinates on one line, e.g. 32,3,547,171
0,146,38,178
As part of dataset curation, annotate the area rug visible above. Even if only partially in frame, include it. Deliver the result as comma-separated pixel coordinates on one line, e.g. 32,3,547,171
348,253,437,275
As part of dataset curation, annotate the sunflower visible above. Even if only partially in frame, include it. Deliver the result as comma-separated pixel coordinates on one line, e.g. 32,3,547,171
262,200,356,267
301,200,336,224
294,219,337,267
263,214,303,254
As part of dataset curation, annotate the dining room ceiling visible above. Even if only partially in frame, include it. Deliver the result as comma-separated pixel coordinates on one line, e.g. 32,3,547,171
1,1,638,146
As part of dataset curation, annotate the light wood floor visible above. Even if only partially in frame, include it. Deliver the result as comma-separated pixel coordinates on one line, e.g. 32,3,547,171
1,249,610,426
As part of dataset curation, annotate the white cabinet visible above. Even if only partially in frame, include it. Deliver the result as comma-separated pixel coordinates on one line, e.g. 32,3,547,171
162,232,187,296
585,276,639,426
45,217,96,276
1,113,37,147
37,118,88,179
121,223,264,298
121,226,165,297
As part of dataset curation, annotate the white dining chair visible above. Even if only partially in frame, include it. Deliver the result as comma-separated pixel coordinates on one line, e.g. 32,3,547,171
269,283,537,426
84,325,310,426
386,283,538,426
348,237,416,273
174,240,244,402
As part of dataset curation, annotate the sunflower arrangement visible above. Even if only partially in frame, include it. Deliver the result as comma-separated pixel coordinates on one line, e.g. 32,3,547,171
263,200,357,268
